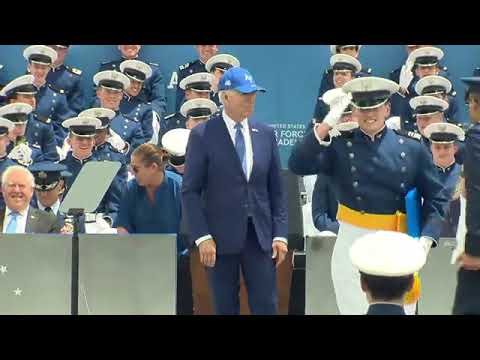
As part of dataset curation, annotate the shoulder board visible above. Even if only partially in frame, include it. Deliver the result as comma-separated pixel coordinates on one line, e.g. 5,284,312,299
451,90,457,97
65,65,82,75
178,62,192,71
164,113,176,120
35,114,52,124
100,60,112,65
47,84,65,94
394,129,422,141
147,62,158,67
366,68,372,74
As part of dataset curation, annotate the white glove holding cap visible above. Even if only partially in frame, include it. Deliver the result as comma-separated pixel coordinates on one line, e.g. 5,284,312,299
323,92,352,128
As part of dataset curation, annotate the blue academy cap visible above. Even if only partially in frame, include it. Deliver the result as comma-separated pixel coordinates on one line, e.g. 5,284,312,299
218,67,266,94
29,161,72,191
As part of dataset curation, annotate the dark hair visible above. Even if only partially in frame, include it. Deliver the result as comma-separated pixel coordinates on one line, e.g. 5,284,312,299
360,272,414,301
132,143,169,170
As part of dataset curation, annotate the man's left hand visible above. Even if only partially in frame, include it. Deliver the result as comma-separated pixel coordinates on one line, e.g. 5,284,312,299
459,254,480,271
272,241,288,268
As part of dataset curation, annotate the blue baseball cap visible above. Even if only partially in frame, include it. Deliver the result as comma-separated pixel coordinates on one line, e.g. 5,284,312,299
218,67,266,94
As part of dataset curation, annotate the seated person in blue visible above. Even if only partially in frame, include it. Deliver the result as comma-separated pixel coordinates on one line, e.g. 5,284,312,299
311,53,362,125
115,144,191,314
350,231,427,316
161,73,215,141
205,54,240,108
119,60,160,144
46,45,85,114
0,75,59,162
22,45,77,147
415,75,460,126
175,45,219,112
79,107,128,185
0,118,17,208
60,116,124,227
423,122,465,237
391,47,456,131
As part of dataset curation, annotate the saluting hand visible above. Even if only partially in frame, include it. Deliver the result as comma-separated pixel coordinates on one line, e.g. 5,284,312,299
272,241,288,268
199,239,216,268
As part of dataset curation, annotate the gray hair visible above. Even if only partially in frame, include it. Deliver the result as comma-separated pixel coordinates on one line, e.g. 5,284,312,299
218,89,239,106
1,165,35,189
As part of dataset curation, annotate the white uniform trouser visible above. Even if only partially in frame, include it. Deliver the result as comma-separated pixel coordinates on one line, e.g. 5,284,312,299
332,221,416,315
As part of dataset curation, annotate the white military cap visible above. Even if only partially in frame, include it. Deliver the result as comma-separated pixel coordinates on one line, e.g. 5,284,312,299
342,77,399,110
408,46,444,67
0,75,36,97
0,117,15,136
0,103,33,124
423,122,465,143
330,45,362,55
330,54,362,73
180,98,218,119
162,128,190,166
415,75,452,96
79,108,116,129
179,72,214,92
62,116,102,137
119,60,152,82
23,45,57,65
350,231,426,277
205,54,240,73
93,70,130,91
322,88,348,105
409,95,449,116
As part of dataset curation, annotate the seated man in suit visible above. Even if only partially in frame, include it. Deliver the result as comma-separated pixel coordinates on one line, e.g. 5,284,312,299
1,165,61,233
350,231,427,315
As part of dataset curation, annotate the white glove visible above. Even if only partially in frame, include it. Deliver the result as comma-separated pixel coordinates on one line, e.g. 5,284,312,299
57,138,71,161
385,116,401,130
419,236,434,256
323,92,352,128
107,129,128,154
399,59,414,93
8,143,32,166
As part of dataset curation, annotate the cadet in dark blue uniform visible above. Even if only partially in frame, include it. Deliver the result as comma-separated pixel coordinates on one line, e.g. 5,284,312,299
453,75,480,315
391,46,453,131
93,70,145,162
46,45,85,113
119,59,159,144
0,102,58,163
288,76,448,315
161,73,215,141
423,122,464,238
311,53,362,125
23,45,77,147
79,107,128,185
350,231,426,315
204,53,240,108
175,45,219,112
60,116,124,227
98,45,167,119
314,46,372,118
0,118,18,208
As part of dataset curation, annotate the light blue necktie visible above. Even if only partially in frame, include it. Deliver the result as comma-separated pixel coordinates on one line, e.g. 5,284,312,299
5,212,19,234
234,123,247,177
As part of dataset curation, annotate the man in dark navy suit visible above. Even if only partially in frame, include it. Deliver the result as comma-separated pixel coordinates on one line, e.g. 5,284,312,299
350,231,427,315
182,67,288,315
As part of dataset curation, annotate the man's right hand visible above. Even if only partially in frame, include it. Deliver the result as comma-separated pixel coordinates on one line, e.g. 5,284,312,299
199,238,216,267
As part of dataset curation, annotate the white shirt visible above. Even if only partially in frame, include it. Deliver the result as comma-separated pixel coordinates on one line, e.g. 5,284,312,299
222,110,253,181
3,206,30,234
37,199,61,216
195,111,287,247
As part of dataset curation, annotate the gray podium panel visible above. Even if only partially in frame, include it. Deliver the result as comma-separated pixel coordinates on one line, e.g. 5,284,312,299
306,236,459,315
78,234,176,315
0,234,71,315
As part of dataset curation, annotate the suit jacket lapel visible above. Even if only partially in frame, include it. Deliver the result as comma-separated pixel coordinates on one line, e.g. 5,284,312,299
248,121,260,184
24,207,36,234
0,208,5,233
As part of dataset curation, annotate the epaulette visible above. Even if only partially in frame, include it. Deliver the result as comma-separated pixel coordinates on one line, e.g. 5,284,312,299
366,67,372,74
65,65,82,76
147,62,158,67
451,90,457,97
47,83,65,94
178,62,191,71
100,60,112,65
394,129,422,141
35,114,52,124
164,113,176,120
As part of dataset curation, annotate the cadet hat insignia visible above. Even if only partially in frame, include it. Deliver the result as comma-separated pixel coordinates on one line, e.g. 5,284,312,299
38,171,47,179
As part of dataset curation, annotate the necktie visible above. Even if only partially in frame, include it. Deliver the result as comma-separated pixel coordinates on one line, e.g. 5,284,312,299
234,123,247,178
45,207,52,213
5,212,19,234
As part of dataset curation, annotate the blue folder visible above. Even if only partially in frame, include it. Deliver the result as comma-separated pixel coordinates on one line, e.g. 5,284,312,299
405,188,422,238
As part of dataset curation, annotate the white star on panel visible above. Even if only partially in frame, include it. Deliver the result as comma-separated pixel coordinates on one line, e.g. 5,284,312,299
13,288,22,296
0,265,7,275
